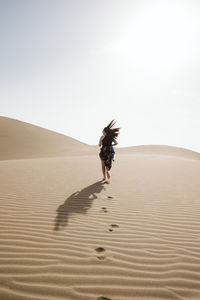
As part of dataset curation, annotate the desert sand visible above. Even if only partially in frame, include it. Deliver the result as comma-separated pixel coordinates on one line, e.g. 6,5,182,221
1,116,200,300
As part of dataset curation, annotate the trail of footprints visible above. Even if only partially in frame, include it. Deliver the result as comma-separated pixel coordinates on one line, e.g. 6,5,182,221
99,195,119,233
95,195,119,300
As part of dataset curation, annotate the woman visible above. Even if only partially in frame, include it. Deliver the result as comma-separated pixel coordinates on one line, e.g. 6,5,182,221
99,120,120,182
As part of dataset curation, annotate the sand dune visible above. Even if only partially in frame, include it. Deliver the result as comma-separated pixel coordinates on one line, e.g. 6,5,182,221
116,144,200,160
1,117,200,300
0,116,96,160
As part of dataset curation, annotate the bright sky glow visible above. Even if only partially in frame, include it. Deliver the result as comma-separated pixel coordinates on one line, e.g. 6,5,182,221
0,0,200,152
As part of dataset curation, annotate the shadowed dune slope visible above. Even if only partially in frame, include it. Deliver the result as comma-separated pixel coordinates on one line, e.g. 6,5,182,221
0,116,96,160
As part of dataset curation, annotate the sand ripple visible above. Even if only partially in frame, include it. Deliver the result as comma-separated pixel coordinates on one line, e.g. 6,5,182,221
1,154,200,299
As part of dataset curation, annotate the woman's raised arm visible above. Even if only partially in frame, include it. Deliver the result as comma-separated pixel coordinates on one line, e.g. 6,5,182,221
112,138,118,146
98,136,104,147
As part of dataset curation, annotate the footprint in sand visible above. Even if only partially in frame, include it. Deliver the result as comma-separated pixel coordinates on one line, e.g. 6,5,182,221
97,255,106,260
95,247,106,260
96,247,105,253
110,224,119,228
101,207,108,213
97,297,112,300
108,224,119,232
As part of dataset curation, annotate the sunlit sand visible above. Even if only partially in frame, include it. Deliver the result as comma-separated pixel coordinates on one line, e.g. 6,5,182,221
1,117,200,300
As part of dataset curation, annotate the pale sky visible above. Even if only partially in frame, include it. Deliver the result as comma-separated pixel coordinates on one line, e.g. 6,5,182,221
1,0,200,152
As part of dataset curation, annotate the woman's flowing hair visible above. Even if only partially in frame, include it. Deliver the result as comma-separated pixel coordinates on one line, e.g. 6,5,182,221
104,120,120,141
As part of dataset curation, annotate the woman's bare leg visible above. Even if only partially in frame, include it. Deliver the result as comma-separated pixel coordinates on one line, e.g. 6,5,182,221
106,168,110,180
101,160,106,180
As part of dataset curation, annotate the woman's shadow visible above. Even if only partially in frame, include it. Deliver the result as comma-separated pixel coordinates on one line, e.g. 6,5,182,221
54,180,105,231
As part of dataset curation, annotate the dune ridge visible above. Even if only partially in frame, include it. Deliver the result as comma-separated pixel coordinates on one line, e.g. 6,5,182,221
1,116,200,161
1,117,200,299
116,145,200,160
0,116,96,160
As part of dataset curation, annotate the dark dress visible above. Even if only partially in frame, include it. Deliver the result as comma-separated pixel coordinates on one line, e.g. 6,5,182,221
99,135,115,171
